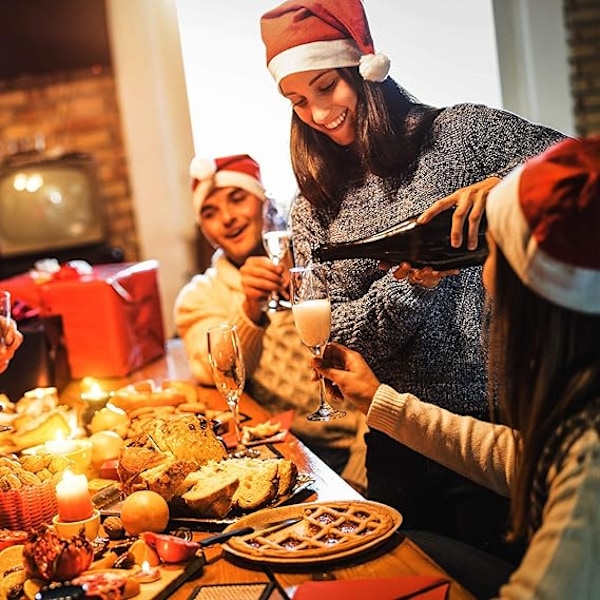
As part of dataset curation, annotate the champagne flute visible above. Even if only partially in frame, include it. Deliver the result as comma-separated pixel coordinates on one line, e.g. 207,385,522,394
289,265,346,422
261,201,291,312
206,324,258,457
0,290,15,432
0,290,12,352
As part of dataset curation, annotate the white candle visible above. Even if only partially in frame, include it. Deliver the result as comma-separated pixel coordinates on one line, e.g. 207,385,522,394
55,470,93,522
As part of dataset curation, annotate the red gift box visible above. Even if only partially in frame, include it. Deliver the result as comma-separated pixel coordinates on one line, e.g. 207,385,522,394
0,260,165,378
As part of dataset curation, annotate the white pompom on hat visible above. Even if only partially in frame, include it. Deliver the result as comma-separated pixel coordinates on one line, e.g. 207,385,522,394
260,0,390,86
487,136,600,314
189,154,266,222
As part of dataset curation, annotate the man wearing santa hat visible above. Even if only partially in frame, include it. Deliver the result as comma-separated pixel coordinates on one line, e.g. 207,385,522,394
174,154,367,490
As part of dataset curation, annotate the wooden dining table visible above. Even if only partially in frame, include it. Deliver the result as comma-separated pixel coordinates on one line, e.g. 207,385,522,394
59,339,476,600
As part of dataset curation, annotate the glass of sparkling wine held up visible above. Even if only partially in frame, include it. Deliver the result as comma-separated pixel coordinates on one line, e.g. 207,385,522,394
207,324,258,457
261,201,291,311
289,265,346,422
0,290,11,350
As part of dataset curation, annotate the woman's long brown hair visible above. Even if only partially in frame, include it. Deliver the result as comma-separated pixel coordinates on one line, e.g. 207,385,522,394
289,67,441,213
489,250,600,540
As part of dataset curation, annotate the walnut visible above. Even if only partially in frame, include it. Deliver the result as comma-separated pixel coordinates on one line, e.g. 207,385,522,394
103,517,125,540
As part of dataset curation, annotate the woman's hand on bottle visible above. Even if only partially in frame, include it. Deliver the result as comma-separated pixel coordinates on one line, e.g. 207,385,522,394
417,176,500,250
311,343,380,415
379,262,459,288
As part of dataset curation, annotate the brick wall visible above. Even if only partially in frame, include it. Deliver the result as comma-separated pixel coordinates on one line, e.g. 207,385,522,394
564,0,600,136
0,68,140,262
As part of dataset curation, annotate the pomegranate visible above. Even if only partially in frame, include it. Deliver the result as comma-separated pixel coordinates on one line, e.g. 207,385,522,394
22,525,94,582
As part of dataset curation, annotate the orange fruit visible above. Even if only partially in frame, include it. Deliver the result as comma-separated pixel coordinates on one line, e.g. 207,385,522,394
88,430,124,469
90,404,130,437
0,544,25,598
120,491,170,536
128,539,160,566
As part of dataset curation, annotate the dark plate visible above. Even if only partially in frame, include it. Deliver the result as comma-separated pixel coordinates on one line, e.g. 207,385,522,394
100,471,315,532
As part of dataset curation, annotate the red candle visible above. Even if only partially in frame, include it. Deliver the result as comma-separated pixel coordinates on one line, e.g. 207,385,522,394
55,470,94,522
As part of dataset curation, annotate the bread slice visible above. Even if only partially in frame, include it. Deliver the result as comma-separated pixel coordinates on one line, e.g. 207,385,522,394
134,457,197,501
208,457,280,512
117,446,167,495
175,457,298,518
148,414,227,466
180,470,240,519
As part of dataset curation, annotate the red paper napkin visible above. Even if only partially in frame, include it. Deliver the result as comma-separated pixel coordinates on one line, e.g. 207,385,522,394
223,409,294,449
292,576,450,600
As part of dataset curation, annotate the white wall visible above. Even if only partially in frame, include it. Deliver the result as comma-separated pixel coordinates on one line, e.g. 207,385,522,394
493,0,574,135
105,0,196,337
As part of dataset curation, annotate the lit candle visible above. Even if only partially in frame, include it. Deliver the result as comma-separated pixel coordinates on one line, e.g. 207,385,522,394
45,432,78,455
133,561,160,584
55,469,94,522
24,386,58,401
80,380,110,429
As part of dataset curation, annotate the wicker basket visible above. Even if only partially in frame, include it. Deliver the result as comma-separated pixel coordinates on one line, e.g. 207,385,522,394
0,479,57,530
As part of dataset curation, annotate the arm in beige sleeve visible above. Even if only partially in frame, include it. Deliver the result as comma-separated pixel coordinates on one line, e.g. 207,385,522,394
367,384,518,497
174,274,269,386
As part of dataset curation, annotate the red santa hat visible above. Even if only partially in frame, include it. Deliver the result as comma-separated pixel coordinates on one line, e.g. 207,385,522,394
189,154,266,221
260,0,390,86
487,136,600,314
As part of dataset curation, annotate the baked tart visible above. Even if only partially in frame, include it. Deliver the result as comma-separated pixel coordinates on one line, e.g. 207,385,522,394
224,500,402,563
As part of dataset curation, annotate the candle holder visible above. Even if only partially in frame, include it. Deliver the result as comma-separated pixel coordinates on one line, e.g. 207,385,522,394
80,390,111,429
132,561,161,584
22,439,93,475
52,509,100,541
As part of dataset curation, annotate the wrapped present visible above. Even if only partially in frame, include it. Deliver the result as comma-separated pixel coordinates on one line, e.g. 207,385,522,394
0,314,71,402
0,260,166,378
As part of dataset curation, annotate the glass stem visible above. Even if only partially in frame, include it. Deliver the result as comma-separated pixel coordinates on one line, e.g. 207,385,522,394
228,399,242,446
318,374,329,408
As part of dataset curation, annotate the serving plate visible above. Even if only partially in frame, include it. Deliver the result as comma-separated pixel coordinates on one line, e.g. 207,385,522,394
222,500,403,565
100,473,315,530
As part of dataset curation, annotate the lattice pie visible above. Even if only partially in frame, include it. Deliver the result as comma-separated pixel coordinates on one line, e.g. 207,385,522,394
225,501,401,560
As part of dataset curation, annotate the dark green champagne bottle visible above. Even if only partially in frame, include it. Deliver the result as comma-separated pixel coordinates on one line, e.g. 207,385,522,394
313,208,488,269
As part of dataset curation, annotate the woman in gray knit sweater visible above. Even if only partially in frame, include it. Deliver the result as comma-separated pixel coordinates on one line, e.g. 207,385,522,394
260,0,565,559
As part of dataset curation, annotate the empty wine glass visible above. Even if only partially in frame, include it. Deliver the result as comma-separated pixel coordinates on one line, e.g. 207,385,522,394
289,265,346,422
261,200,291,312
0,290,11,352
206,324,258,457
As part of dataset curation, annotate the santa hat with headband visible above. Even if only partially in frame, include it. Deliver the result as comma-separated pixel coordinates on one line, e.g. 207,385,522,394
189,154,266,221
487,136,600,314
260,0,390,86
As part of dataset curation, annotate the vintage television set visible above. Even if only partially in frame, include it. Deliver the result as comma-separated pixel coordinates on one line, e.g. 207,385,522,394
0,152,123,278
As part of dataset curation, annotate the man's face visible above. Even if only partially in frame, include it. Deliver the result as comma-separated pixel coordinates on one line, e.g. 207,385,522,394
199,187,263,266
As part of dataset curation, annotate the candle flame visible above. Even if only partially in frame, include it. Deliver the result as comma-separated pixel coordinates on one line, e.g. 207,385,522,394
141,560,150,573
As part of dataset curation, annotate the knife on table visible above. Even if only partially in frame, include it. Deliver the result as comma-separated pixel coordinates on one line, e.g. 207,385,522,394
197,516,302,547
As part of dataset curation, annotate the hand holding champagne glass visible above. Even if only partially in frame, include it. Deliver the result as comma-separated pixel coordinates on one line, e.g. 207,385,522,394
206,324,258,457
289,265,346,422
261,201,291,311
0,290,22,376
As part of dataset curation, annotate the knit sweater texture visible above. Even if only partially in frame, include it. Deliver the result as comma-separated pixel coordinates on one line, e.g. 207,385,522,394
173,249,367,486
291,103,566,419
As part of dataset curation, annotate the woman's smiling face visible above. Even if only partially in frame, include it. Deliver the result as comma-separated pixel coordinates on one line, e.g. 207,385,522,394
280,68,358,146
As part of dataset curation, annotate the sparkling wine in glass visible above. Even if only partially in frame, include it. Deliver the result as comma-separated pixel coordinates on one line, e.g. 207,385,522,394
0,290,11,351
289,265,346,422
261,201,291,312
207,324,258,457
